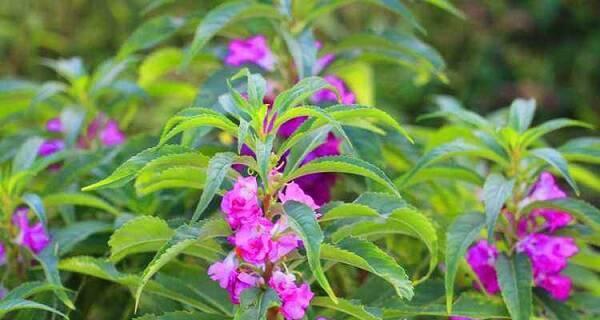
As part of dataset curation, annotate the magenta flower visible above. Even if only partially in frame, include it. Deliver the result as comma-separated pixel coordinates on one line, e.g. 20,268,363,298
0,243,6,265
536,273,572,301
79,116,126,148
520,172,573,232
221,176,263,230
517,234,578,275
13,208,51,254
279,182,319,211
269,271,314,320
268,217,301,262
38,139,65,157
465,240,500,294
225,35,276,71
208,254,260,304
311,75,356,104
46,117,63,132
232,218,274,264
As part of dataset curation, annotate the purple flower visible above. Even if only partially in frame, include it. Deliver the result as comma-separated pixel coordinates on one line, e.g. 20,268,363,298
517,233,578,275
520,172,573,233
0,243,6,266
313,40,336,75
79,116,126,148
46,117,63,132
311,75,355,104
232,218,274,264
294,173,337,206
537,273,572,301
225,35,276,71
278,117,307,139
465,240,500,294
221,176,263,230
269,271,314,320
38,139,65,157
279,182,319,211
13,208,51,254
208,254,260,304
268,217,301,262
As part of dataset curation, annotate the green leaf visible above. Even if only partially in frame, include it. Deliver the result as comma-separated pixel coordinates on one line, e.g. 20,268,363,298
272,77,333,114
495,253,533,320
4,282,64,301
521,198,600,231
283,201,337,303
119,15,185,57
191,152,236,222
159,110,238,145
530,147,579,194
383,292,509,318
33,246,75,310
311,296,381,320
0,299,67,319
445,213,485,313
182,1,281,67
284,126,330,175
21,193,47,227
43,192,120,215
427,95,491,129
535,289,580,320
29,81,67,108
319,203,380,222
255,135,274,189
425,0,465,18
82,145,190,190
234,288,281,320
89,57,136,96
507,98,536,133
135,166,207,195
322,237,413,299
521,118,592,148
483,173,515,242
559,137,600,165
52,221,112,256
134,218,231,310
12,137,44,174
397,165,484,187
285,156,400,197
109,216,173,262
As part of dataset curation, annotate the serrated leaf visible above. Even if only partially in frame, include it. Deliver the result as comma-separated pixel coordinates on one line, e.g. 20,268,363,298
320,203,380,222
283,201,337,303
496,253,533,320
0,299,67,319
182,1,281,67
82,145,191,190
483,173,515,242
322,237,413,299
191,152,236,222
272,77,333,114
119,15,184,57
135,166,206,196
445,213,485,313
159,111,238,145
285,156,399,197
530,147,579,194
234,288,280,320
43,192,119,215
109,216,173,262
311,296,381,320
134,218,231,310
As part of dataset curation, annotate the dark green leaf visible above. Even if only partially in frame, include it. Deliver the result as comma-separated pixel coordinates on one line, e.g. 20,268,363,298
495,253,533,320
530,148,579,194
191,152,236,222
483,173,515,242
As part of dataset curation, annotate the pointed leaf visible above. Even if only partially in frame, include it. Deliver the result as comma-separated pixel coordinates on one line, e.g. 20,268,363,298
495,253,533,320
191,152,236,221
530,147,579,194
483,173,515,242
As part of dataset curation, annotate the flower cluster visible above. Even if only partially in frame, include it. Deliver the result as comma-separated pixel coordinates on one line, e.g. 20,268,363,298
39,114,125,158
465,172,578,300
209,176,319,319
224,35,357,205
0,208,51,265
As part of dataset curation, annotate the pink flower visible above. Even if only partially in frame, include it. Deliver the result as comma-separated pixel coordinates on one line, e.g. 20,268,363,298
520,172,573,232
221,176,263,230
269,217,300,262
269,271,314,320
517,234,578,275
208,254,260,304
38,139,65,157
465,240,500,294
225,35,276,71
313,41,336,75
279,182,319,211
13,208,51,254
46,118,63,132
311,75,355,104
79,116,126,148
0,243,6,265
536,273,572,301
232,218,274,264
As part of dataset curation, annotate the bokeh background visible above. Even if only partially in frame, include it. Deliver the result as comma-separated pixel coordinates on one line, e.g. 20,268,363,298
2,0,599,131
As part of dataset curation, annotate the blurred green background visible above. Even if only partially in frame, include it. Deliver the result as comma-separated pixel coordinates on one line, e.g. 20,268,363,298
1,0,599,129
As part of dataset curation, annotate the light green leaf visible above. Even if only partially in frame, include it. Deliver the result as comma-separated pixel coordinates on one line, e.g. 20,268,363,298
507,98,536,133
135,166,206,195
322,237,413,299
29,81,67,108
82,145,191,190
319,203,380,222
483,173,515,242
427,95,491,129
495,253,533,320
283,201,337,303
109,216,173,262
311,296,381,320
4,282,64,301
559,137,600,165
445,213,485,313
521,118,592,148
159,110,238,145
521,198,600,231
272,77,333,114
191,152,236,222
119,15,185,57
12,137,44,174
285,156,399,197
530,147,579,194
0,299,67,319
43,192,119,215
